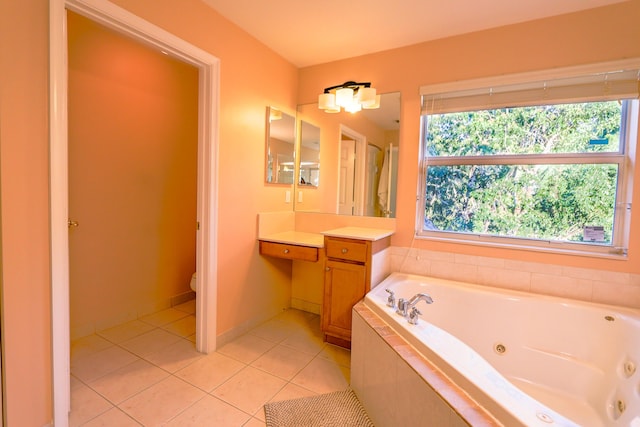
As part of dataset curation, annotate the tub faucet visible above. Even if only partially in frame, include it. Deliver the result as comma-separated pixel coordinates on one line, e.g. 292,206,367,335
396,298,409,317
397,293,433,317
408,293,434,309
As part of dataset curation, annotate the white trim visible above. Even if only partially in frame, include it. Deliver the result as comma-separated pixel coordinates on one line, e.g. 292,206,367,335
49,1,70,424
617,101,638,255
414,232,627,259
425,152,625,166
419,58,640,96
49,1,220,425
417,97,636,258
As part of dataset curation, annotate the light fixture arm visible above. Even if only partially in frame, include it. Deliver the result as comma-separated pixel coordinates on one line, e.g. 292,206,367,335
318,80,380,113
322,81,372,94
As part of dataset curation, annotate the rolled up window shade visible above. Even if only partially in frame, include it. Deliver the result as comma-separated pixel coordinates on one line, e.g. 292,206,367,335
421,60,640,115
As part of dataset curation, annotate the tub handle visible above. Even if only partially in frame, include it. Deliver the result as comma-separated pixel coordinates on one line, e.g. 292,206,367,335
385,289,396,309
408,307,422,325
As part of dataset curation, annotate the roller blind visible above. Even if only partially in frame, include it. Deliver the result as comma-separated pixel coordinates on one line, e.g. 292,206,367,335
421,61,640,115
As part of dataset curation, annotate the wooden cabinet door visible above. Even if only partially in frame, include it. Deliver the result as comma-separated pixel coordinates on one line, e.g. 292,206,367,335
322,259,366,340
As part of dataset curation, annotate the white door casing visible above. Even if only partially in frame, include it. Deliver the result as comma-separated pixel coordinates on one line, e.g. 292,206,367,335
364,144,381,216
49,0,220,425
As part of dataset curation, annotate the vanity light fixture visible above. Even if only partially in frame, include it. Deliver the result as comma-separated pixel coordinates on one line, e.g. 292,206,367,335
318,81,381,113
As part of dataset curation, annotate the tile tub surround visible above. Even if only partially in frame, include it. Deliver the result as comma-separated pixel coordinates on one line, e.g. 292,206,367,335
351,302,500,427
390,246,640,309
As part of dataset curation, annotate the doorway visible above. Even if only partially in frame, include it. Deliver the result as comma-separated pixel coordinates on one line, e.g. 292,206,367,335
49,0,220,425
67,11,198,342
337,126,366,216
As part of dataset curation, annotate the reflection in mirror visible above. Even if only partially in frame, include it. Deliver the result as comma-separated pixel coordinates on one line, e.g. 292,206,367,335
265,106,296,184
298,121,320,187
296,92,400,217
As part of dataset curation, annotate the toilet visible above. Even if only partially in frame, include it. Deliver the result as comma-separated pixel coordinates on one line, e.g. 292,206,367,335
189,272,197,292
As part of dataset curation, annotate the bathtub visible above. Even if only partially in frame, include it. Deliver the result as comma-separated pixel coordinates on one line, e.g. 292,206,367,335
354,272,640,427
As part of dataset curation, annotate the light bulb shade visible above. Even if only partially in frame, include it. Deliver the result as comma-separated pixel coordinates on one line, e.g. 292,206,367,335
319,81,379,113
357,87,377,106
335,87,354,107
362,94,381,109
345,101,362,113
318,93,336,110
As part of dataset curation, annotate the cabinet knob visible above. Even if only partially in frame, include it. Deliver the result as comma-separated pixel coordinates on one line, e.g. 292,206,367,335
325,267,330,271
283,248,290,254
341,248,348,254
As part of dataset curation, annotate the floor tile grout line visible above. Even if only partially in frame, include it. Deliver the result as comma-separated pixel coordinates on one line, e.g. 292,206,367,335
108,343,256,423
155,339,323,421
72,323,198,393
72,309,348,426
74,404,113,427
73,355,170,409
93,307,194,341
248,343,326,383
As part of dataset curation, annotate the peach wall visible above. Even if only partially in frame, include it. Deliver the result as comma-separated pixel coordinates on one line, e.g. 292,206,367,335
0,1,52,425
100,0,299,338
1,0,298,423
298,0,640,275
67,12,199,337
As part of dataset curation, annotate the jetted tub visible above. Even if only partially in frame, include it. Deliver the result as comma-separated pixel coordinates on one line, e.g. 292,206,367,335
361,272,640,427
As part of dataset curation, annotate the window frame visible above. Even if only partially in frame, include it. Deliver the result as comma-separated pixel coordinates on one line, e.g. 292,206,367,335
416,62,639,259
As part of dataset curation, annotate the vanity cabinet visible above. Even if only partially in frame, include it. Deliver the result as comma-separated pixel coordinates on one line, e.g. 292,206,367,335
322,235,390,348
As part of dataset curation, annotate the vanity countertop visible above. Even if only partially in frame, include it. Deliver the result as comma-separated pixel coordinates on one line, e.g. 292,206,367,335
258,231,324,248
322,226,394,241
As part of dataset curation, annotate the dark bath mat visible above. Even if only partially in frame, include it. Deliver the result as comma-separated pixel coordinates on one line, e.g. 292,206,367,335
264,388,375,427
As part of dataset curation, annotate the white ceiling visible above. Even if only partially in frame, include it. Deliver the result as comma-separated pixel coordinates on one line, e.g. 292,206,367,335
201,0,626,67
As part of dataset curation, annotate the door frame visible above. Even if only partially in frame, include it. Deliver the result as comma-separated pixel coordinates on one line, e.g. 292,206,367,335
364,144,382,216
49,0,220,424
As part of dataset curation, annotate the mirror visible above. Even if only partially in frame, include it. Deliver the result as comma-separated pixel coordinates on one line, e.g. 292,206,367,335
265,106,296,184
295,92,400,217
298,120,321,187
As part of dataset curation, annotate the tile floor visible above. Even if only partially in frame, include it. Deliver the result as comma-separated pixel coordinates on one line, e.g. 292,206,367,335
70,303,351,426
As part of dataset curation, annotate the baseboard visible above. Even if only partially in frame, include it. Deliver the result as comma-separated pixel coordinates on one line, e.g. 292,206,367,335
171,291,195,306
291,298,321,315
70,291,192,341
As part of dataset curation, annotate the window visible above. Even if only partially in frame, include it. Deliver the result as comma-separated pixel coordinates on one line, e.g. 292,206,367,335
418,63,639,257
